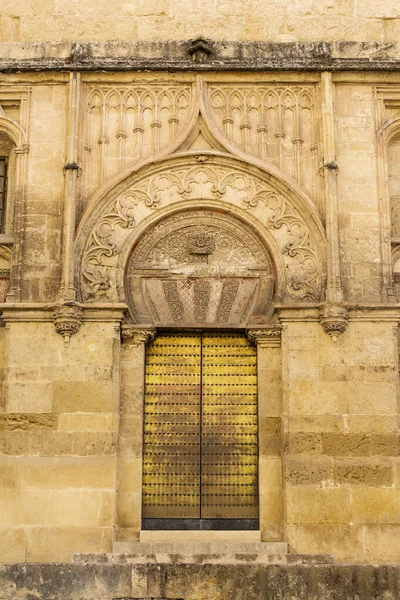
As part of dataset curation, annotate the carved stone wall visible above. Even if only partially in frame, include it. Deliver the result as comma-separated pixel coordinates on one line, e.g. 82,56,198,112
77,155,325,307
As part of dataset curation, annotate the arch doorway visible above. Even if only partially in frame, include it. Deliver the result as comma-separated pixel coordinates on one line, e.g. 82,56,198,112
142,331,258,530
121,207,281,537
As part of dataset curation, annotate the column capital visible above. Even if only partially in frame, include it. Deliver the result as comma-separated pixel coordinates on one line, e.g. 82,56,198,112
121,325,156,346
246,326,281,348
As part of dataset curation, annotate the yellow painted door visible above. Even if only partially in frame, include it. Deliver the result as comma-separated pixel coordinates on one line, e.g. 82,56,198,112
142,332,258,521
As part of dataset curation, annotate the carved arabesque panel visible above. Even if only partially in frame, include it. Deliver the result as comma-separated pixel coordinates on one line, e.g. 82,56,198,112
82,83,193,200
207,84,320,202
127,210,273,327
78,156,324,305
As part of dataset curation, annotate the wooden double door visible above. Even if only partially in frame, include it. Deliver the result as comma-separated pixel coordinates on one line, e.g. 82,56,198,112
142,332,259,528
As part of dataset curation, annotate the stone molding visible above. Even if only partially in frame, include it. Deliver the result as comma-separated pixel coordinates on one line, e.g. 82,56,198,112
246,326,282,348
2,41,400,71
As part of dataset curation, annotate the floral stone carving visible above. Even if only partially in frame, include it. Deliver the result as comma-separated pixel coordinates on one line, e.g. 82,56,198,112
78,156,324,306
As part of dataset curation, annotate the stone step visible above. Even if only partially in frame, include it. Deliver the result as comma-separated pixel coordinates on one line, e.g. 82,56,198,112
73,548,334,566
113,540,288,556
138,529,261,543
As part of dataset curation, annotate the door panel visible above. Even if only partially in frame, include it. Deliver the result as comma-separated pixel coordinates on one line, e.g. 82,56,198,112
142,333,201,518
201,333,258,519
142,332,258,522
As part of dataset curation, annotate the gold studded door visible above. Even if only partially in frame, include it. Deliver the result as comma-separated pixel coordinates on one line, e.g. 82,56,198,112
201,333,258,519
142,333,201,518
142,332,258,522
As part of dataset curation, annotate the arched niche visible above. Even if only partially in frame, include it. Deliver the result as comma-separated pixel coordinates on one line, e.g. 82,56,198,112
388,131,400,236
75,153,326,308
126,208,275,327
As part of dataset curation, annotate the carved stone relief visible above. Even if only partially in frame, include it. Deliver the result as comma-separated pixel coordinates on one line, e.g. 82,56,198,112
207,84,320,202
78,155,325,306
126,210,274,327
82,83,193,200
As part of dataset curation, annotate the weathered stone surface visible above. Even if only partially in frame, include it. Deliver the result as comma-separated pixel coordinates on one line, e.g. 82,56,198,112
0,563,400,600
1,41,400,71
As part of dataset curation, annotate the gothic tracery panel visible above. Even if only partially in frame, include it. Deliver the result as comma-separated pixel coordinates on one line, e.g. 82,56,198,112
207,84,320,201
82,83,193,199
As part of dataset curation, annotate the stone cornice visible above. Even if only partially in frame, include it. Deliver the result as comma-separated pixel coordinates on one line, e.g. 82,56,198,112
1,41,400,72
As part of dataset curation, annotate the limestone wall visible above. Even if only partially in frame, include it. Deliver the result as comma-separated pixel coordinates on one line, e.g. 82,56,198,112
1,0,400,43
283,320,400,563
0,67,400,565
0,322,119,562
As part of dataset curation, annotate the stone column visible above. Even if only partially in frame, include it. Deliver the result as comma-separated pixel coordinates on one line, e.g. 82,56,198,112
320,71,348,340
116,325,155,542
247,326,283,542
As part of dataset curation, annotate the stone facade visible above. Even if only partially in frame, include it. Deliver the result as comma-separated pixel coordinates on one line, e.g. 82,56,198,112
1,4,400,588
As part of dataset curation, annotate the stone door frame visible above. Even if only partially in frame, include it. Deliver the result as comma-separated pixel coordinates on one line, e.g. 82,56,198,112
116,324,283,543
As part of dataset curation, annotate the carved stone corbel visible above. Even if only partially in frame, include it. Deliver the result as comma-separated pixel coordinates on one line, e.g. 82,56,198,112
121,324,156,347
246,326,282,348
53,303,82,347
319,302,348,342
187,36,213,63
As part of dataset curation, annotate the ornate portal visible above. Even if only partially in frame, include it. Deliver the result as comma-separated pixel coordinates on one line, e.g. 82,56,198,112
126,209,275,327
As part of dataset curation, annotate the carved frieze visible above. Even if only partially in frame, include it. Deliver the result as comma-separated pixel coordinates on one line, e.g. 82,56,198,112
78,156,324,306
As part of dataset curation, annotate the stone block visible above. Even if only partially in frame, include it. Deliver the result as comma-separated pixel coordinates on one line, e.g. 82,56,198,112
58,412,117,432
286,456,333,485
0,431,32,456
259,456,282,491
287,381,344,415
285,433,322,454
287,487,351,524
0,527,26,562
288,415,344,433
333,457,393,486
19,456,116,489
117,458,143,493
345,415,399,433
0,414,57,430
18,488,115,527
52,381,116,413
117,491,141,530
352,488,400,523
321,433,372,456
71,432,117,456
6,382,53,413
364,525,400,562
26,526,113,562
0,463,19,489
30,431,73,456
286,523,365,562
